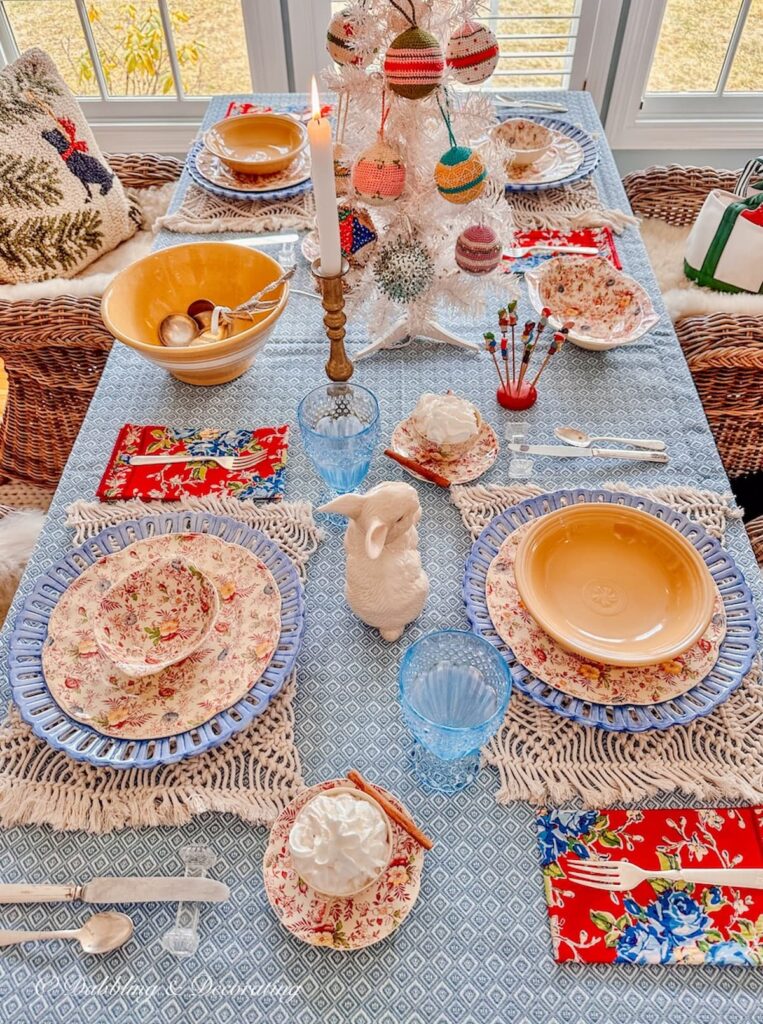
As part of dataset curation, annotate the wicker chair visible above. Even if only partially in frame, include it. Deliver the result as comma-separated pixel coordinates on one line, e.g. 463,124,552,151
0,152,182,493
623,165,763,565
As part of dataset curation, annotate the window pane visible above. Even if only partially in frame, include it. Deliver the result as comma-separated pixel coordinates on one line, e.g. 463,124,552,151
166,0,252,96
646,0,743,93
725,0,763,92
3,0,100,96
88,0,177,97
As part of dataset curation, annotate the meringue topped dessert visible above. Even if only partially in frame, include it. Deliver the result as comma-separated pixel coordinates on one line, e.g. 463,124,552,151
410,391,482,460
288,789,392,897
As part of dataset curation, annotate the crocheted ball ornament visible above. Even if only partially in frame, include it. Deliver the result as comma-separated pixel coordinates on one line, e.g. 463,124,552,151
352,138,406,206
446,20,499,85
384,26,445,99
333,143,352,196
455,224,501,274
338,205,377,268
434,145,487,204
326,8,370,67
373,237,434,303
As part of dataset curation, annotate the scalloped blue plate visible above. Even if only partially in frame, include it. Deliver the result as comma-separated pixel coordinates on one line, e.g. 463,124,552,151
498,115,599,193
186,140,313,203
463,489,758,732
9,512,305,768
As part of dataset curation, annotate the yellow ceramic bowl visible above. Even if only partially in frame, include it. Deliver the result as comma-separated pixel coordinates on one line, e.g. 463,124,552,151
101,241,289,386
204,112,307,176
513,504,716,667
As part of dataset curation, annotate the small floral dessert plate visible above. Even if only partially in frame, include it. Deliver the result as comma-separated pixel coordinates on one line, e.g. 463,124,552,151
485,519,726,705
391,416,499,485
195,143,311,193
264,778,425,950
187,140,313,202
491,116,597,192
93,557,219,678
42,532,281,740
526,255,660,351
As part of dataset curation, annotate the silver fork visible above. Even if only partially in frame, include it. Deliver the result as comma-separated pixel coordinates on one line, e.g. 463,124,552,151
127,452,268,472
567,858,763,891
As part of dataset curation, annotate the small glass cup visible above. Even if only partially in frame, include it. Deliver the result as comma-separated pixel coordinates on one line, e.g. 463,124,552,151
399,630,512,794
297,382,380,498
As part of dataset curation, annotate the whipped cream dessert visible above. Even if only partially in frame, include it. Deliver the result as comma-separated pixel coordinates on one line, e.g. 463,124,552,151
288,791,391,896
411,392,480,449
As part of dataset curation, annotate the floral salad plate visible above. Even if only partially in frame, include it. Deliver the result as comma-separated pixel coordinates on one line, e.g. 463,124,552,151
490,116,598,192
391,416,499,485
485,519,725,705
93,557,219,678
526,255,660,351
42,532,282,740
195,143,311,194
264,778,425,950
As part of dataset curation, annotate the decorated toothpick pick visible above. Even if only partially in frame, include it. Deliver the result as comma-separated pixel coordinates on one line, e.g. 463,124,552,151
530,327,569,388
515,320,538,393
484,331,506,389
507,299,518,380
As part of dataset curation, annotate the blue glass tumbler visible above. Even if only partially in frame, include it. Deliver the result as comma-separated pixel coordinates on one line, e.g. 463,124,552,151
297,383,380,497
399,630,512,793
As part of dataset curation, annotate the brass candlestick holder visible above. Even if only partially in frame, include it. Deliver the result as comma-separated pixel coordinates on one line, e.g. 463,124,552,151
311,257,353,382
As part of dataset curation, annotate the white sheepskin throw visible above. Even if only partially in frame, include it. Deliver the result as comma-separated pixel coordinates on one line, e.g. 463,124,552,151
0,510,44,626
0,179,175,302
640,216,763,321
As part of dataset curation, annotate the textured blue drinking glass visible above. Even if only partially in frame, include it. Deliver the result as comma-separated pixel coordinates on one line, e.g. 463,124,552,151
297,383,380,496
399,630,512,793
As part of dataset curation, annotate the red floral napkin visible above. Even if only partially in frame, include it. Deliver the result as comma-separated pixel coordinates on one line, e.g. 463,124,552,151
537,806,763,965
502,226,621,274
224,100,333,121
96,424,288,503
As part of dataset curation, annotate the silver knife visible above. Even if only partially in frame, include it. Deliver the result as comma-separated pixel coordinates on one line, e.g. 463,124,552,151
0,877,229,904
508,443,669,463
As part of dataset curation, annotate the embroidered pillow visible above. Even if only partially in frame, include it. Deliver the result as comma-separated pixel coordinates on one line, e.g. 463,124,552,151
0,48,140,284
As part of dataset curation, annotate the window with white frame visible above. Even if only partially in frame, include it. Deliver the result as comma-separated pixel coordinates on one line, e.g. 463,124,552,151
606,0,763,149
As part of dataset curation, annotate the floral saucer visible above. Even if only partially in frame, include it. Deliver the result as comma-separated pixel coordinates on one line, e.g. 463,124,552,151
263,778,425,950
391,416,499,485
492,124,583,186
486,520,726,705
195,144,311,194
42,532,281,739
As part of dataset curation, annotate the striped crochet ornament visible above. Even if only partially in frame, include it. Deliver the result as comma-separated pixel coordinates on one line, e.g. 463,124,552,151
446,20,500,85
434,145,487,204
352,137,406,206
455,224,502,274
326,8,370,67
333,143,352,196
384,26,445,99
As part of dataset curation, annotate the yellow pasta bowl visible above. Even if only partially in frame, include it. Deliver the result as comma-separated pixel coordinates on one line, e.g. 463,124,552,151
513,504,716,667
204,112,307,176
101,241,289,386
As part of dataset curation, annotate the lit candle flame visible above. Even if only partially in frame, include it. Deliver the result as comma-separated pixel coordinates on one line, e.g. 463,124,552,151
310,76,321,120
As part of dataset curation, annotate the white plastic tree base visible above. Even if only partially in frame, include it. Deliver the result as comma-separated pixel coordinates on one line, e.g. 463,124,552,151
354,315,480,361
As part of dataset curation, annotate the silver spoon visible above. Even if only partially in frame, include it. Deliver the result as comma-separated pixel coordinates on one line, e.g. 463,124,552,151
0,910,133,954
555,426,666,451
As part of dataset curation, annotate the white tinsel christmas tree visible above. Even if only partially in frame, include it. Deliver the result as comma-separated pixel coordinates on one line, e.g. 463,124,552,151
322,0,517,359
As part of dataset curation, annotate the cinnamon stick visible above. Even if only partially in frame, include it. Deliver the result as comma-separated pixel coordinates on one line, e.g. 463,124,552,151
347,770,434,851
384,448,450,488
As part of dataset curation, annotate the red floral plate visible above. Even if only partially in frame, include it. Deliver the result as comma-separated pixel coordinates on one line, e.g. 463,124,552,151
263,779,426,949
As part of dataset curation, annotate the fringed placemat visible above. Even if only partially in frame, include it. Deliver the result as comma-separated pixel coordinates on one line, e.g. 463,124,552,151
451,480,763,808
0,497,323,834
155,182,316,235
510,178,638,234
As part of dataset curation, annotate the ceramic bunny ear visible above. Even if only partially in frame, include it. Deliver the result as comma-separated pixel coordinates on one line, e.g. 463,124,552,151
318,494,365,519
364,517,388,560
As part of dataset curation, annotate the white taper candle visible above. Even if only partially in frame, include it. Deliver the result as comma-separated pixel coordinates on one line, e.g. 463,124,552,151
307,77,341,277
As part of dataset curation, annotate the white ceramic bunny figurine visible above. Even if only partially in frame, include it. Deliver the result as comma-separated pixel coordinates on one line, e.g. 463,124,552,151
319,481,429,641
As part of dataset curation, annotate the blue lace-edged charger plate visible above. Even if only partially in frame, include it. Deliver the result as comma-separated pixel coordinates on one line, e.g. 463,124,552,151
497,115,599,193
463,488,758,732
9,512,305,769
186,139,313,203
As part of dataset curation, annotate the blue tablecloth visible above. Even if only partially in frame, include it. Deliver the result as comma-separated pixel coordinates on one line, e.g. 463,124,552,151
0,93,761,1024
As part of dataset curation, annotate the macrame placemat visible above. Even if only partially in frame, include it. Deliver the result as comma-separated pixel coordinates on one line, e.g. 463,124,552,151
451,480,763,808
0,496,323,834
510,178,637,234
155,181,316,234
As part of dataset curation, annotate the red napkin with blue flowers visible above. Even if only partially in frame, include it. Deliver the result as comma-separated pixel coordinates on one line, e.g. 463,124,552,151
537,806,763,965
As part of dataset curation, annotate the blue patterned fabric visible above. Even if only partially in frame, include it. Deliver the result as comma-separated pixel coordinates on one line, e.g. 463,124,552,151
0,93,761,1023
